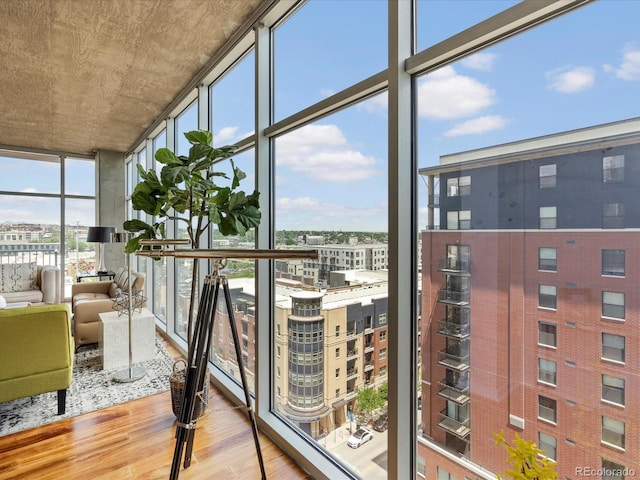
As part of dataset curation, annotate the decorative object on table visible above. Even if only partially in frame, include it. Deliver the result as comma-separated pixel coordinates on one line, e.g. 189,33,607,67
110,231,145,383
139,247,318,480
112,288,147,316
86,226,115,274
0,338,173,437
123,129,261,362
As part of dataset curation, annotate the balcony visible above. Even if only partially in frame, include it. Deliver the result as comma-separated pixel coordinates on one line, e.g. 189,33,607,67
346,367,358,380
346,328,357,339
364,326,374,335
437,289,470,306
437,380,470,405
437,319,470,339
438,258,470,275
346,349,359,360
437,350,470,372
364,343,374,353
438,409,470,439
364,362,374,372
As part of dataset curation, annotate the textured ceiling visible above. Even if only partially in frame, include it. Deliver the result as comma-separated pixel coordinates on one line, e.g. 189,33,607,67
0,0,261,156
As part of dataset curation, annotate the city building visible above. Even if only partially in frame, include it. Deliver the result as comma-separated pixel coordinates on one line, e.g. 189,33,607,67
419,118,640,479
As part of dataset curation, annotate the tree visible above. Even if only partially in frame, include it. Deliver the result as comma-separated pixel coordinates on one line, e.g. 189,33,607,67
354,386,386,422
493,430,558,480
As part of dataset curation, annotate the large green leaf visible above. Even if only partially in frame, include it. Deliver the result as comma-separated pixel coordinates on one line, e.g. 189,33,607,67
162,165,190,186
155,148,181,165
131,189,160,215
184,130,212,146
123,219,153,233
188,143,213,164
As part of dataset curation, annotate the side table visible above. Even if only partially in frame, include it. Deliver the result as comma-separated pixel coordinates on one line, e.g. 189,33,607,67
98,307,156,370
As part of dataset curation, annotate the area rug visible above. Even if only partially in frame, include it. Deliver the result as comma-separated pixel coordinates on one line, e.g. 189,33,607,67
0,338,174,437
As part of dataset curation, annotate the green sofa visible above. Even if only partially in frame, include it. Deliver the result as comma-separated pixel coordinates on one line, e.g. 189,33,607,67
0,304,74,414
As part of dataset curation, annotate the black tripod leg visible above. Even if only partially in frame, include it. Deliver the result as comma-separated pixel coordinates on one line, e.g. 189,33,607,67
170,277,217,479
184,276,219,469
222,277,267,480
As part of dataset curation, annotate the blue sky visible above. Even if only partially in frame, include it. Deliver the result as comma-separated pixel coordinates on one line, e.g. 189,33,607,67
3,1,640,232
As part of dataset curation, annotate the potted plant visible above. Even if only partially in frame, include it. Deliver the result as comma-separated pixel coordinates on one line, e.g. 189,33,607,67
123,128,261,374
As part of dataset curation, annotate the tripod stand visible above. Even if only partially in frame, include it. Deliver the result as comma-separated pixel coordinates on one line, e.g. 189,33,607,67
170,260,266,480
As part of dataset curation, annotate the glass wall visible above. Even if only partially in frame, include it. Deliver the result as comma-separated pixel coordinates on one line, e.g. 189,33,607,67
0,152,95,300
123,1,640,479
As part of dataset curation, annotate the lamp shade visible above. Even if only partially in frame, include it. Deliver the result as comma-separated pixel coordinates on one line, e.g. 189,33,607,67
87,226,115,243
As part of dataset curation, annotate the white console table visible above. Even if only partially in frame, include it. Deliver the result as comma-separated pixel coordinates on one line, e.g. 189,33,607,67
98,307,156,370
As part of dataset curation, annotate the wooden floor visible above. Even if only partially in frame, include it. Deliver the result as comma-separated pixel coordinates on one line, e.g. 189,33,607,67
0,338,312,480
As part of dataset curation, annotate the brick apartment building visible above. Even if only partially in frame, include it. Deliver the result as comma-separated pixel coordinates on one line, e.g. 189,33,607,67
419,118,640,479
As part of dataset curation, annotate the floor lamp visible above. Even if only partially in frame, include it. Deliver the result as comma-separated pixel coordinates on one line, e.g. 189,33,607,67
111,231,146,383
87,226,115,274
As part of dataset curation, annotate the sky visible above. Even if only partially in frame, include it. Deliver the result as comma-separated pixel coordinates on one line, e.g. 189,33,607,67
2,1,640,232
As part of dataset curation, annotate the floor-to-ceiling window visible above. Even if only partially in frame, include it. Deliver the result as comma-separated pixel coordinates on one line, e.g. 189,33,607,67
123,1,640,479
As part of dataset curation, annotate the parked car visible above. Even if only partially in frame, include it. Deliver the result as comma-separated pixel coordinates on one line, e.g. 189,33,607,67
373,414,388,432
347,427,373,448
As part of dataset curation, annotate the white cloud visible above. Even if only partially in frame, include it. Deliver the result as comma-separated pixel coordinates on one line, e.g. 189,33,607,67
444,115,509,137
276,124,381,182
417,66,497,119
461,52,496,71
603,44,640,80
321,87,336,98
214,126,240,145
276,196,387,231
546,66,595,93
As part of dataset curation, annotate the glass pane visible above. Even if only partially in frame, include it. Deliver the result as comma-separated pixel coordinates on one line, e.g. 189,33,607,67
417,2,640,478
274,95,388,477
0,154,60,194
210,50,255,142
273,0,387,121
417,0,518,51
65,157,95,196
65,199,96,298
151,130,167,324
174,100,199,341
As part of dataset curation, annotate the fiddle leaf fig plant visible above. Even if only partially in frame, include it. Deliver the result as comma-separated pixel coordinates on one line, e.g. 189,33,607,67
123,129,260,253
123,129,261,353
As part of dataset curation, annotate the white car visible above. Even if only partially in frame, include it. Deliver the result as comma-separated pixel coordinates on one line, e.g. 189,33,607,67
347,427,373,448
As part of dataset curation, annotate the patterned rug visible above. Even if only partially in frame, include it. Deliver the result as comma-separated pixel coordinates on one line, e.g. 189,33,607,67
0,338,174,437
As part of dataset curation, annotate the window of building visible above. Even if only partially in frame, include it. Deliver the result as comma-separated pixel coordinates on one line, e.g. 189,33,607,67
539,247,557,271
540,206,557,229
379,313,387,325
446,175,471,196
538,395,557,423
437,467,459,480
447,210,471,230
335,325,340,337
379,330,387,342
538,432,557,460
603,202,624,228
335,388,340,398
335,368,340,378
538,322,557,348
602,374,625,406
602,333,625,363
603,155,624,183
379,366,387,377
602,459,626,480
538,358,557,386
602,249,625,276
335,347,340,358
539,285,557,309
380,348,387,360
539,164,557,188
602,416,625,449
602,291,625,320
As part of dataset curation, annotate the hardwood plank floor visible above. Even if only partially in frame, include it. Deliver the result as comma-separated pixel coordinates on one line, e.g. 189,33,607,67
0,337,312,480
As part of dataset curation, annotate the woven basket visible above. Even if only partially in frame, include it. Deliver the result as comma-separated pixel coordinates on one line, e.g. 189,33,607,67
169,359,209,419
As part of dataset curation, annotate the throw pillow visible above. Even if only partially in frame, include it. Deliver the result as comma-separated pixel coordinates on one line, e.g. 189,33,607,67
0,262,37,293
108,282,121,299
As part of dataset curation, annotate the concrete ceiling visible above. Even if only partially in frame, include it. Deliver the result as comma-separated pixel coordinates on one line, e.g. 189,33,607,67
0,0,262,156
